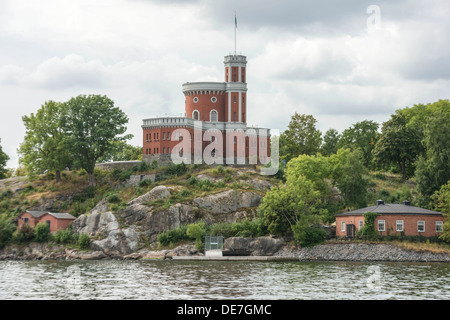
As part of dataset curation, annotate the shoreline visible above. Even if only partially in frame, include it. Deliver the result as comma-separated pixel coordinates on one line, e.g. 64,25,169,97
1,242,449,263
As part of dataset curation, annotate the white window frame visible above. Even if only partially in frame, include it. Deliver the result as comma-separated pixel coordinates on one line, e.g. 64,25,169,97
436,221,443,233
359,220,364,230
418,221,425,233
192,110,200,121
210,109,218,122
341,221,345,232
396,220,404,232
378,220,385,232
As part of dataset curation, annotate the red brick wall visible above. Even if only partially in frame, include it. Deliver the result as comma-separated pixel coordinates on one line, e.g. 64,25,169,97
185,93,226,122
17,212,40,229
336,214,445,238
17,212,74,233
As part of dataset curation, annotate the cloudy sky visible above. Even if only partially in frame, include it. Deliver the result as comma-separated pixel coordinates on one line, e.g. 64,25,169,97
1,0,449,168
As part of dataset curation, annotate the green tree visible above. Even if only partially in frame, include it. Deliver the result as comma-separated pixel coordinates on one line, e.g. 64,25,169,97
415,101,450,197
321,128,341,156
285,154,331,194
279,113,322,163
98,141,143,163
330,148,368,209
0,139,10,180
0,215,15,248
65,95,132,186
186,221,207,251
337,120,379,168
373,112,423,182
17,101,71,182
431,181,450,243
260,175,325,236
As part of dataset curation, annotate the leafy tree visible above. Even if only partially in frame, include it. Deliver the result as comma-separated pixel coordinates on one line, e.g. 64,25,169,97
0,215,15,248
415,101,450,197
279,113,322,163
431,181,450,243
285,154,331,194
373,112,423,182
0,139,10,180
321,128,341,156
186,221,207,251
97,141,143,163
330,148,368,209
337,120,379,168
260,175,325,236
65,95,132,186
17,101,71,182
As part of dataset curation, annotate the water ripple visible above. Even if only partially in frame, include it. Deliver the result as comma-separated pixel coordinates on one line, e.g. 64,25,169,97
0,260,449,300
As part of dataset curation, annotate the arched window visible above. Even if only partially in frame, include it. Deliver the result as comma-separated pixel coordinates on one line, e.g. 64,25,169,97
210,110,218,122
193,110,199,120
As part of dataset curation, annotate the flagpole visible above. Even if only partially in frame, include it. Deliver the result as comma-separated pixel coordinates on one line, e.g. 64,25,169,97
234,11,237,56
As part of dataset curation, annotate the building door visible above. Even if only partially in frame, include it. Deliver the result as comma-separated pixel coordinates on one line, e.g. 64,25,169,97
346,224,356,238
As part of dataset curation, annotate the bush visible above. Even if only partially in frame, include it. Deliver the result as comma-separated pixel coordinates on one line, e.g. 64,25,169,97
13,224,35,244
297,226,328,247
157,225,189,246
107,194,120,203
187,221,207,251
0,216,16,248
34,222,51,242
139,179,152,188
54,228,74,244
77,233,91,249
356,211,380,240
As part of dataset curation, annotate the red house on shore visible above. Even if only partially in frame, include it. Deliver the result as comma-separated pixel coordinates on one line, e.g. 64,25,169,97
335,200,445,238
17,211,76,233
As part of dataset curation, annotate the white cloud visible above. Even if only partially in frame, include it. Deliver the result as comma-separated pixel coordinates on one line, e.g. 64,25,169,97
0,0,449,169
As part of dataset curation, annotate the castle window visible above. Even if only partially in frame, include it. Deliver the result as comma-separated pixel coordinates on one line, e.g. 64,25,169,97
210,110,218,122
163,132,166,140
193,110,199,120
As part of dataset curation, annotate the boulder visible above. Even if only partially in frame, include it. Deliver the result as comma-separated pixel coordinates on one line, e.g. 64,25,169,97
127,185,170,206
193,190,262,214
224,236,284,256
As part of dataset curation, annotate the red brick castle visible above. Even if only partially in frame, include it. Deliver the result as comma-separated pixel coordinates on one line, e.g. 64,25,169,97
142,54,270,165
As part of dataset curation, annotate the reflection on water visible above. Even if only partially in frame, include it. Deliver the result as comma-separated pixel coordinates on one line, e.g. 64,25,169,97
0,260,449,300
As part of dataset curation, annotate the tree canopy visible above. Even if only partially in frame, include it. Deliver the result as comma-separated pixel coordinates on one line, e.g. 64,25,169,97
18,101,71,182
279,113,322,163
65,94,132,186
0,139,10,180
337,120,379,168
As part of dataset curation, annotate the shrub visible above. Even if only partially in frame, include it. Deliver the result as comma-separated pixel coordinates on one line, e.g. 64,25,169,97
356,211,380,240
139,179,152,188
54,228,74,244
77,233,91,249
187,221,207,251
0,216,15,248
13,223,35,244
34,222,51,242
296,226,328,247
157,225,189,246
107,194,120,203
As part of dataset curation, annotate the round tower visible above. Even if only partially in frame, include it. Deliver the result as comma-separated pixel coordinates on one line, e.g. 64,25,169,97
224,54,247,123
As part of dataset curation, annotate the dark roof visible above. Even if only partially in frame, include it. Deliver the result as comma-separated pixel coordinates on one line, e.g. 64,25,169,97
23,211,76,220
335,203,442,216
25,211,48,218
47,212,76,220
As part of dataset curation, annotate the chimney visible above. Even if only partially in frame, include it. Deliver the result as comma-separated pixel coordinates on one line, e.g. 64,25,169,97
403,200,411,206
376,200,385,205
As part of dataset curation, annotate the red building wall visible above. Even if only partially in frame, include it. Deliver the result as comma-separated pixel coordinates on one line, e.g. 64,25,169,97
335,214,445,238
